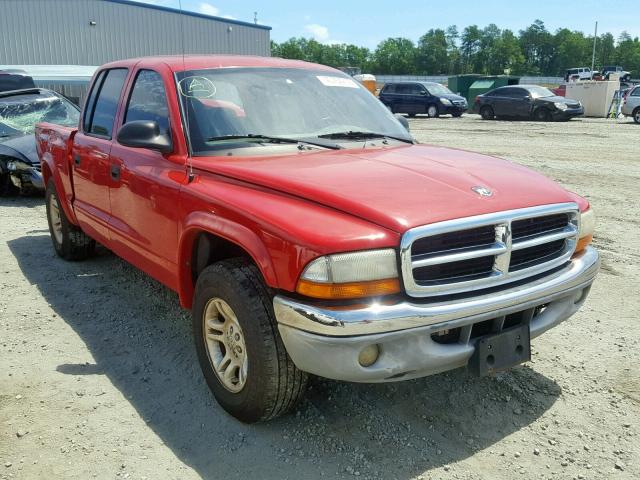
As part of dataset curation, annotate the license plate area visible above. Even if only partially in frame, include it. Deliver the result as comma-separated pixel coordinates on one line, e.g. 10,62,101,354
469,324,531,376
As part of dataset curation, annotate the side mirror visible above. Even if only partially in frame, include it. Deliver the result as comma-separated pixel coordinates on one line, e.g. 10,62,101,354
394,113,410,131
117,120,172,154
419,90,428,96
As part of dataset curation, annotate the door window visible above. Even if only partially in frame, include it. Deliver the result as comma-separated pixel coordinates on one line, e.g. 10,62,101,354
395,84,411,94
86,68,128,138
631,87,640,97
407,84,425,95
124,70,170,136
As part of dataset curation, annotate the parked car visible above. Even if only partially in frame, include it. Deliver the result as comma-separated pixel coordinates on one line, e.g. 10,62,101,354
601,65,631,82
565,67,593,82
622,84,640,123
36,56,599,423
379,81,468,117
0,88,80,195
473,85,584,121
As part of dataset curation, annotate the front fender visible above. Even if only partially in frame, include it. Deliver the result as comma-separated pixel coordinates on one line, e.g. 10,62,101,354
177,211,278,308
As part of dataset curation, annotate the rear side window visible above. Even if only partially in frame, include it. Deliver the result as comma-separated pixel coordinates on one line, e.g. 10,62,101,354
86,68,128,138
124,70,170,136
382,84,396,94
396,84,411,94
82,70,105,132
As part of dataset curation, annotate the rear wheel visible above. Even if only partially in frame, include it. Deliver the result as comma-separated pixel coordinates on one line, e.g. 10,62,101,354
427,105,439,118
633,107,640,124
45,180,95,260
192,258,308,423
534,108,552,122
480,105,494,120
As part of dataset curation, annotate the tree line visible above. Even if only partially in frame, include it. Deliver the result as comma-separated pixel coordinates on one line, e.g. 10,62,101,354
271,20,640,78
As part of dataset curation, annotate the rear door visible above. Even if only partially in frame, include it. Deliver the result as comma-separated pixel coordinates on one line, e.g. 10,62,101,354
490,88,509,115
72,68,128,240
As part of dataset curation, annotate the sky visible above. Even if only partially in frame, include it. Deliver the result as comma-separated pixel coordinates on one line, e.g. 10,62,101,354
133,0,639,49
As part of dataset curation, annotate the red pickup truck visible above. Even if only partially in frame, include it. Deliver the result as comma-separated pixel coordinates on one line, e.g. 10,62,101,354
36,56,599,423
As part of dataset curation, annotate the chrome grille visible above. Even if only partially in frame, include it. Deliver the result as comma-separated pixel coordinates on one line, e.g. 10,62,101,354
400,203,580,297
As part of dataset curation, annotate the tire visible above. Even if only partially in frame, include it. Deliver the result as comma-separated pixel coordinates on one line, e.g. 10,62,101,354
45,180,95,260
534,108,552,122
427,105,439,118
192,258,308,423
633,107,640,124
480,105,494,120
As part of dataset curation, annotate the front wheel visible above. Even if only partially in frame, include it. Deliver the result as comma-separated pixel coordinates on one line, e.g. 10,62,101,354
192,258,308,423
0,170,19,197
534,108,552,122
633,107,640,124
45,180,95,260
427,105,439,118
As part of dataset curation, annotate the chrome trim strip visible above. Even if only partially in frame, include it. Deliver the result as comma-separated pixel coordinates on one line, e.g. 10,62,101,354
412,243,507,268
274,246,599,337
511,225,578,250
400,203,580,297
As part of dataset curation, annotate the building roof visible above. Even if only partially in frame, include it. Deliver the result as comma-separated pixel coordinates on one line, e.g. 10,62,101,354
103,0,271,30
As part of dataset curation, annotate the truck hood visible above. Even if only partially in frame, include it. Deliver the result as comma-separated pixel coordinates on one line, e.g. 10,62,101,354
197,144,576,233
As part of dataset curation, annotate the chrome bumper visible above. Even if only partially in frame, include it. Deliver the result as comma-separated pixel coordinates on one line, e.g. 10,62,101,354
274,247,599,382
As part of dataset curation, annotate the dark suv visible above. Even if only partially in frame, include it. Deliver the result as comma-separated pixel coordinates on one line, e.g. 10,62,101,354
379,81,467,118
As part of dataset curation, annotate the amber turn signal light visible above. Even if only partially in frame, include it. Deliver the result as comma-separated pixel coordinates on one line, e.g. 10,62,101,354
296,278,401,300
574,234,593,254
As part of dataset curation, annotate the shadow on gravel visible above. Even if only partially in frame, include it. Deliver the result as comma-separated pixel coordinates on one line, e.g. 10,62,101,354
0,195,43,209
10,234,561,480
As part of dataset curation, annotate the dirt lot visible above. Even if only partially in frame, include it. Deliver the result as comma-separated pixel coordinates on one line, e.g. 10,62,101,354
1,114,639,480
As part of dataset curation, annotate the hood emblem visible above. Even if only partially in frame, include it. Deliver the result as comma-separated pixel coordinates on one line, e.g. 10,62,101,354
472,186,493,197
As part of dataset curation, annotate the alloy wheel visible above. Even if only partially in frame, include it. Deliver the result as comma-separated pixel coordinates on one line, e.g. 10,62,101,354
202,297,248,393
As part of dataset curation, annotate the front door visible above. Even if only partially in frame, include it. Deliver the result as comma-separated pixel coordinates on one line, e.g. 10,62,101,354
72,68,128,241
108,68,183,285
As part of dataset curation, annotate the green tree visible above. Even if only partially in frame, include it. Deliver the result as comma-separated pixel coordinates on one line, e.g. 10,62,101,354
372,38,417,74
417,29,449,74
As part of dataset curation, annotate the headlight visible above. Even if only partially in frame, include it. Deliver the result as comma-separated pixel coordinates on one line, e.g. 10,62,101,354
297,249,400,299
440,98,452,106
555,102,568,111
6,160,32,172
575,208,595,253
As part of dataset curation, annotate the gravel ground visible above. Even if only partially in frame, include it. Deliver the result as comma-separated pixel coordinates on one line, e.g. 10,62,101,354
1,114,639,480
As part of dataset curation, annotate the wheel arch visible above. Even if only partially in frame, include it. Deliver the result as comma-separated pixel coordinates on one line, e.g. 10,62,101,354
178,212,278,309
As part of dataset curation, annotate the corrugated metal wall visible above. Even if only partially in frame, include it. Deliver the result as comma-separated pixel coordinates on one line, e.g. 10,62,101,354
0,0,271,65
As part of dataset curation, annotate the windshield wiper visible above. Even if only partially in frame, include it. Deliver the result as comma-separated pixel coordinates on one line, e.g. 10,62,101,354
317,131,414,144
206,134,342,150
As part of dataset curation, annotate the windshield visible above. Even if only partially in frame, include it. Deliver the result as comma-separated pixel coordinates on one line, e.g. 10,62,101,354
175,67,411,155
425,83,453,96
0,92,79,137
528,86,555,99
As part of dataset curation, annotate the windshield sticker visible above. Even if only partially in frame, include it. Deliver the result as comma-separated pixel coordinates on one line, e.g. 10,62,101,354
316,76,359,88
178,76,217,98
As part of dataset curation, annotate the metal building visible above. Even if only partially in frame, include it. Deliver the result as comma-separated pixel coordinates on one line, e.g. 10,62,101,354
0,0,272,65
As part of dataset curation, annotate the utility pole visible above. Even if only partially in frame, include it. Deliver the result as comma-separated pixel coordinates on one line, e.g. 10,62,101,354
591,21,598,73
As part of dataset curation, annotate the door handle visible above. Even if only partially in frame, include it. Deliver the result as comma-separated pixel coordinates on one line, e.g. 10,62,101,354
110,164,121,181
73,154,81,166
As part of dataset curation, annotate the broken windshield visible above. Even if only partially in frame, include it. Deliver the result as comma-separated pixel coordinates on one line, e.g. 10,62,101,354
0,91,80,137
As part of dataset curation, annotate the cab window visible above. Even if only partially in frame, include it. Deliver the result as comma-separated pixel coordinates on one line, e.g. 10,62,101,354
85,68,128,138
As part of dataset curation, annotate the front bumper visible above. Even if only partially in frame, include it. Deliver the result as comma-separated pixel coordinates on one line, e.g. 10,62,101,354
554,106,584,119
442,104,467,115
8,164,43,191
274,247,599,382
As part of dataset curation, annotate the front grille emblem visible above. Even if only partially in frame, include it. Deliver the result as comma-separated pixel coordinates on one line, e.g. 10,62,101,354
472,186,493,197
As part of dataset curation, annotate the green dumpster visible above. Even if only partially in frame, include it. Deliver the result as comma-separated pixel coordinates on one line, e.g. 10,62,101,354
466,76,521,103
447,74,483,100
